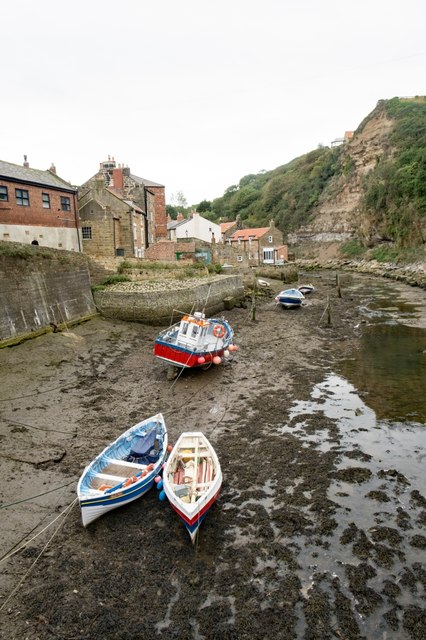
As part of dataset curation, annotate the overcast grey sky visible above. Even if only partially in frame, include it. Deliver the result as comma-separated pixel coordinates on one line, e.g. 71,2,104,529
2,0,425,205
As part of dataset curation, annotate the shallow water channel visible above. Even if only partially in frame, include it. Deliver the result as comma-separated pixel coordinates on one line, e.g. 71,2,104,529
282,274,426,638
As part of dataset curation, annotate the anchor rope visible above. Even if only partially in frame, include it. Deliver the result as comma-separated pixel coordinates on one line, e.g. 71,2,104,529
0,498,78,612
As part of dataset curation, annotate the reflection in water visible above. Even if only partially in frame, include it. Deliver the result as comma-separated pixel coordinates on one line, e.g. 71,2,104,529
339,323,426,422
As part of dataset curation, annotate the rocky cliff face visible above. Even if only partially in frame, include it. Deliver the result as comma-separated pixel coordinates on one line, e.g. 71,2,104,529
288,101,395,257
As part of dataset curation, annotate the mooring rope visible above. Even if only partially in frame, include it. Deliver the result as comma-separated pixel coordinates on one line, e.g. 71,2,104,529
0,498,78,612
0,497,78,564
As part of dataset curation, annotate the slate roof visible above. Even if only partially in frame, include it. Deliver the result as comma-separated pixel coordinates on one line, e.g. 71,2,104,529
167,218,187,230
0,159,76,191
130,173,164,188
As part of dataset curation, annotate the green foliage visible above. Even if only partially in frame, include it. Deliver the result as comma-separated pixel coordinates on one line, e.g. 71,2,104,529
99,274,131,286
340,239,366,258
207,263,223,274
197,200,212,213
369,245,402,263
119,260,176,272
166,204,179,220
0,243,53,259
362,97,426,246
208,147,341,232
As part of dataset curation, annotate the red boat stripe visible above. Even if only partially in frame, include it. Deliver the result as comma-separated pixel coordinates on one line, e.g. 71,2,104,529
168,489,220,526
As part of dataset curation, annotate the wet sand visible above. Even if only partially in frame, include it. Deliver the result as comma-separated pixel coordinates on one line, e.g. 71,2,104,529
0,273,425,639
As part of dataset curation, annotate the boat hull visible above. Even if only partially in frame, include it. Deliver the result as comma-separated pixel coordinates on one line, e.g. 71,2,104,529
79,477,156,527
77,413,167,527
167,487,221,542
275,288,304,309
154,341,226,368
298,285,315,295
277,298,303,308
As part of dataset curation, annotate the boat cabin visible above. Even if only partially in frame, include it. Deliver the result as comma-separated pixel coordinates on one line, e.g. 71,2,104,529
177,312,210,348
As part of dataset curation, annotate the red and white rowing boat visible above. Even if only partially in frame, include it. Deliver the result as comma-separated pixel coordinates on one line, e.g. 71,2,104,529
162,432,222,543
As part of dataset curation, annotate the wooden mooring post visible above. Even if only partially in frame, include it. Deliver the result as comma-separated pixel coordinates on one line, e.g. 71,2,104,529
336,273,342,298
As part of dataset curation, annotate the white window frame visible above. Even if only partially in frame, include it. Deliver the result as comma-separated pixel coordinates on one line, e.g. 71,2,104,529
263,248,274,263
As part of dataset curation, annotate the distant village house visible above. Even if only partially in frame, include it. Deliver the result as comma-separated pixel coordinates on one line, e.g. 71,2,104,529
220,219,286,267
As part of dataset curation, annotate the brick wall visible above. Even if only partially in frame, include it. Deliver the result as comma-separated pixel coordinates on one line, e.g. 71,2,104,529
145,240,196,261
150,186,167,239
0,179,78,229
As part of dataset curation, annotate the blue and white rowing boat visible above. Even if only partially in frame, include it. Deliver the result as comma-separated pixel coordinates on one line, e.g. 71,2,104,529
77,413,168,527
275,288,305,309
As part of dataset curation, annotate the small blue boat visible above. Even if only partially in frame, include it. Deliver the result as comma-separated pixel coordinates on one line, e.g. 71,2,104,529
77,413,168,526
275,288,305,309
298,284,315,295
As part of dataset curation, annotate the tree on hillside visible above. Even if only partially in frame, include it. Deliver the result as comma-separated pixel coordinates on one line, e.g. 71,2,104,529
197,199,212,213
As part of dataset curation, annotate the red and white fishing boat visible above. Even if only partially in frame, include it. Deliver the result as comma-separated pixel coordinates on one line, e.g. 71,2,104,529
162,432,222,543
153,311,237,370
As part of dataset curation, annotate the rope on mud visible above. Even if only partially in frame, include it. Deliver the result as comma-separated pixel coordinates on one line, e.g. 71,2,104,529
0,479,76,510
0,415,76,435
0,497,78,564
0,383,76,403
0,498,78,612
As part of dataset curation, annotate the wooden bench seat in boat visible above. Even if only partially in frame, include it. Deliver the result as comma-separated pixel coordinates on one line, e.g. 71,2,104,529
103,458,146,477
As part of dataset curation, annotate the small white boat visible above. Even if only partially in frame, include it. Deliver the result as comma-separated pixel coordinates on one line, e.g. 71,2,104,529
298,284,315,295
275,288,305,309
77,414,168,527
154,311,237,370
162,432,222,543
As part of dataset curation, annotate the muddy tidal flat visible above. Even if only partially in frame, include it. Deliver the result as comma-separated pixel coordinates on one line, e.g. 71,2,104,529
1,272,425,640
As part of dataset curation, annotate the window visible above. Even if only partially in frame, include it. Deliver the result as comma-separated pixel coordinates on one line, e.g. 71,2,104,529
263,249,274,262
237,255,243,262
0,186,8,201
81,226,92,239
60,196,71,211
42,193,50,209
268,235,273,243
16,189,30,206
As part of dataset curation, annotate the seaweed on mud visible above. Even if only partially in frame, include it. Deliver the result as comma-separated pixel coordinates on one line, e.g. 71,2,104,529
409,534,426,549
345,562,383,616
402,606,426,640
331,467,372,483
369,526,403,546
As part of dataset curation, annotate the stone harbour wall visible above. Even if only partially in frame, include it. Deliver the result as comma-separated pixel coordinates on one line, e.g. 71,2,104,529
0,243,97,345
93,275,245,324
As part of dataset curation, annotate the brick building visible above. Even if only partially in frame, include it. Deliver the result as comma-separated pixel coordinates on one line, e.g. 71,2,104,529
79,157,167,259
0,158,80,251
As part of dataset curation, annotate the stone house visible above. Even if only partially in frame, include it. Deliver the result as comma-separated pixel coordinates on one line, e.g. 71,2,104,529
0,157,80,251
78,176,146,260
224,220,285,266
78,157,168,260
